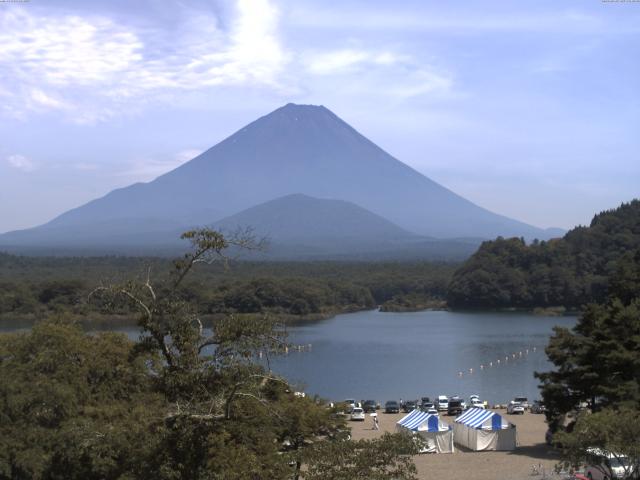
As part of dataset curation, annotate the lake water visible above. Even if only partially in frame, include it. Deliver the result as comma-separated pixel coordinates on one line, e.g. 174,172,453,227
269,309,575,404
0,309,575,405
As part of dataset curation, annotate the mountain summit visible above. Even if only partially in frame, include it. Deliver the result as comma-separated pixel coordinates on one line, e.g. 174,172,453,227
0,103,558,253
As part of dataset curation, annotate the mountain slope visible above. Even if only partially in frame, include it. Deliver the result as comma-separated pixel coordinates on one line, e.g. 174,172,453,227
0,103,559,252
212,194,480,260
213,193,417,244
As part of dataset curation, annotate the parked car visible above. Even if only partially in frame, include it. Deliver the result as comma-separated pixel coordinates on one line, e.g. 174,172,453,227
403,400,418,413
350,407,366,421
436,395,449,411
530,400,545,414
384,400,400,413
420,400,435,412
426,407,439,415
512,396,529,410
507,402,525,414
362,400,377,413
469,395,485,409
344,399,357,414
447,397,464,416
585,449,634,480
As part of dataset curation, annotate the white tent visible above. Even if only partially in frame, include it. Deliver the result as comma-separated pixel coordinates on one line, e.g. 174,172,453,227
396,410,454,453
453,408,517,451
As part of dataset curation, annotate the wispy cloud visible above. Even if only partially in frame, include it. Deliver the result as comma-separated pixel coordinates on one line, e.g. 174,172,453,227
6,155,36,172
288,7,636,35
0,0,289,123
306,48,410,75
118,148,204,181
303,46,453,100
175,149,204,163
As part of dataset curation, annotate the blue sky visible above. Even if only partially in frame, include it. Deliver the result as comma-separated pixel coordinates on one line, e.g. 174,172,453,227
1,0,638,233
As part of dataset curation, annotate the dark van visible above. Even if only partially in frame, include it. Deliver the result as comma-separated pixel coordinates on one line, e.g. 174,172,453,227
447,398,464,416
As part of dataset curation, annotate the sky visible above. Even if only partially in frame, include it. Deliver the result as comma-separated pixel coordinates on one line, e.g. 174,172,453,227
1,0,639,233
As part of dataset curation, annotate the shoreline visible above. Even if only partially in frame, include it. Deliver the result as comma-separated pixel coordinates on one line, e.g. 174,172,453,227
350,409,561,480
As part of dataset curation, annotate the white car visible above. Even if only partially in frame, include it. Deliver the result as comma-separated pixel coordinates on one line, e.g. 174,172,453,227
513,396,529,410
585,449,633,479
507,402,525,414
469,397,485,409
344,399,357,413
350,407,365,421
437,395,449,411
426,407,439,416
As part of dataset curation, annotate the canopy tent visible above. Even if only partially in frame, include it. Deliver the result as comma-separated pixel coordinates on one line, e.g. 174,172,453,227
453,408,517,451
396,410,454,453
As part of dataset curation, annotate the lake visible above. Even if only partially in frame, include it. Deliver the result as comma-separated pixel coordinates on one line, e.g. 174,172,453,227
0,309,575,404
268,309,575,404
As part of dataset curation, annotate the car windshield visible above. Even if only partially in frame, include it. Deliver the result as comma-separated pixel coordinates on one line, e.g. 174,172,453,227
386,401,398,406
515,397,527,402
609,457,629,468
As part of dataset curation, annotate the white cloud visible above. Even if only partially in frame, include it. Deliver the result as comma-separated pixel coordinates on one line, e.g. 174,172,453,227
304,47,453,100
7,155,36,172
175,149,204,163
29,89,70,110
118,148,204,181
0,1,289,123
289,7,636,35
306,49,410,75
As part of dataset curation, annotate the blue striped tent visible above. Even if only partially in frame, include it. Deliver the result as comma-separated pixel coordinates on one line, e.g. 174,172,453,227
453,408,517,451
396,410,454,453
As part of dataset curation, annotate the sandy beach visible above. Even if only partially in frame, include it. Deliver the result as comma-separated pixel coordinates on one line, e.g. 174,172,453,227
349,409,562,480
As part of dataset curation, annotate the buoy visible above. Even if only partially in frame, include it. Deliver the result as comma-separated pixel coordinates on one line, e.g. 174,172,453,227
497,359,500,364
533,347,537,352
505,356,509,361
458,371,463,377
285,346,289,354
469,368,473,374
480,364,484,370
489,362,493,367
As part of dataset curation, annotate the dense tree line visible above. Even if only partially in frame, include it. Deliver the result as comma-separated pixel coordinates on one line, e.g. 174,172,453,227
447,200,640,309
0,255,455,321
0,229,421,480
536,251,640,478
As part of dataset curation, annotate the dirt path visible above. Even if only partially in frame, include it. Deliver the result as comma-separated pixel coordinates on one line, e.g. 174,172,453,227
349,409,562,480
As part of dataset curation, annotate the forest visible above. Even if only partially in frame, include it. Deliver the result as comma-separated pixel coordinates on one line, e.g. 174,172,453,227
447,200,640,309
0,253,456,323
0,230,423,480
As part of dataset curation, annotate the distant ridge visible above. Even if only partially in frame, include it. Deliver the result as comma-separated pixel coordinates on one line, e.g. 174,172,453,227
0,103,562,256
213,193,417,244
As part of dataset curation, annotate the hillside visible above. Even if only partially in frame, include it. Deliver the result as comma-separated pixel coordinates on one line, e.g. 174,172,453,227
213,193,418,245
447,200,640,309
0,103,559,256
